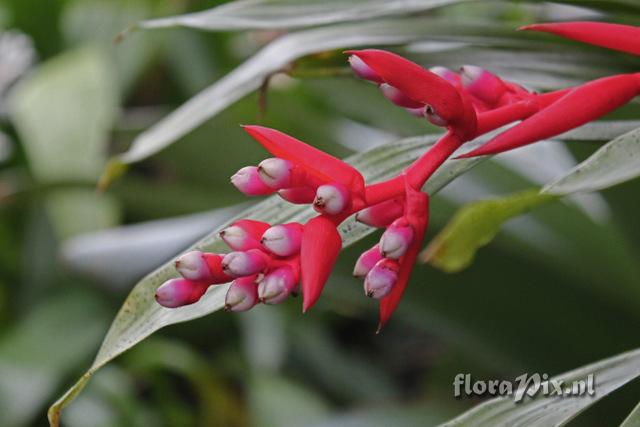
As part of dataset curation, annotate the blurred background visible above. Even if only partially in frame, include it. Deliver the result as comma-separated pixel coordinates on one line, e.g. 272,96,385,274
1,0,640,426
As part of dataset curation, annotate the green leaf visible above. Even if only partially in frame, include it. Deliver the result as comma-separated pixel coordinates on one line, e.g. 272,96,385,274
0,292,108,427
543,127,640,195
421,190,556,273
136,0,471,32
8,46,118,183
107,17,488,174
621,401,640,427
48,131,489,426
438,347,640,427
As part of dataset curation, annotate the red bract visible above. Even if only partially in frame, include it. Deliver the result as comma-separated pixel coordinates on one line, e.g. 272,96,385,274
157,21,640,330
460,73,640,158
520,21,640,56
300,215,342,312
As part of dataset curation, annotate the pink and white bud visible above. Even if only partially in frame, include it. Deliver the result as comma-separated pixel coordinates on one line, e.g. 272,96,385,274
313,182,350,215
429,66,460,86
175,250,212,281
231,166,275,196
257,158,295,189
222,249,270,277
356,198,404,228
258,266,298,304
155,278,207,308
278,186,316,204
364,259,399,299
460,65,506,105
406,107,426,118
220,220,270,251
348,55,384,83
224,275,259,312
261,223,304,257
379,83,423,109
425,104,448,127
353,244,384,279
379,218,414,259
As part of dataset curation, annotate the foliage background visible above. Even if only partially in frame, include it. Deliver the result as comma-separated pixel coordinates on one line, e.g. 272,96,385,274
0,0,639,426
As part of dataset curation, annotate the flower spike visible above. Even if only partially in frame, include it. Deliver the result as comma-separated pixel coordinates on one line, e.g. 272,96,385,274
379,180,430,330
345,49,463,126
459,73,640,158
520,21,640,56
300,215,342,312
243,126,365,200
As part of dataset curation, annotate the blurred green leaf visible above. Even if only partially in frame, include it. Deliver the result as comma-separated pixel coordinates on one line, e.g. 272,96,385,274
543,127,640,195
136,0,471,31
107,16,496,174
438,347,640,427
250,374,329,427
0,291,108,427
48,131,490,426
9,46,118,183
421,189,556,273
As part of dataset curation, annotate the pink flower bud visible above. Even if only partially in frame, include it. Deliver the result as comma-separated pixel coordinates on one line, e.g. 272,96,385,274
231,166,275,196
406,107,425,118
175,251,211,281
220,219,270,251
258,266,298,304
313,183,350,215
353,244,383,279
460,65,506,106
155,278,208,308
429,66,460,86
224,275,259,312
258,157,307,190
278,187,316,204
379,83,423,109
379,218,414,259
364,259,399,299
222,249,270,277
261,223,304,257
356,198,404,228
348,54,384,83
175,252,232,284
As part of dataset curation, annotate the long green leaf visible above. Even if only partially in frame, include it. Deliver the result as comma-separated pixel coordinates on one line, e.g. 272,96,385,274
621,401,640,427
48,132,490,426
106,17,490,175
137,0,469,32
438,347,640,427
421,190,556,273
543,127,640,195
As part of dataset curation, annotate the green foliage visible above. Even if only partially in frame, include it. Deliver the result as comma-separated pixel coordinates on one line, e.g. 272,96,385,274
421,190,556,273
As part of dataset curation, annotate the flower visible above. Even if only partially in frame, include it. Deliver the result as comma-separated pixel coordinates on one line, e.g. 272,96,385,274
158,23,640,329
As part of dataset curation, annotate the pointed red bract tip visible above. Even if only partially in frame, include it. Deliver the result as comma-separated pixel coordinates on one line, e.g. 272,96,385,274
346,49,463,125
519,21,640,56
242,125,365,199
459,73,640,158
300,216,342,312
378,183,429,329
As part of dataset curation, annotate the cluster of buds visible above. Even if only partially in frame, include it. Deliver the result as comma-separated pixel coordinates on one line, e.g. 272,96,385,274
156,21,640,329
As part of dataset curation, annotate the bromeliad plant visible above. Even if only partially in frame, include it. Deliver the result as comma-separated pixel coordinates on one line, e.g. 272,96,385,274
155,21,640,329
